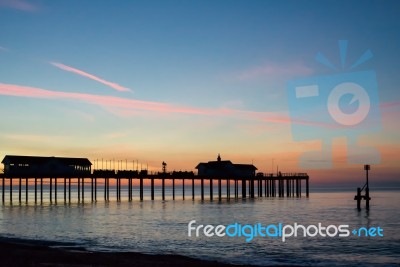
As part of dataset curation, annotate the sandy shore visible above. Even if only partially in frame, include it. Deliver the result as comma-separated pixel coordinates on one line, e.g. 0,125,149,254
0,237,262,267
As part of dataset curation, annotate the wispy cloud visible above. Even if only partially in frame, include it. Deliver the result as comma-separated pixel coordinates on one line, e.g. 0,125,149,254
0,0,37,12
237,62,313,81
50,62,132,92
0,83,293,125
0,46,7,52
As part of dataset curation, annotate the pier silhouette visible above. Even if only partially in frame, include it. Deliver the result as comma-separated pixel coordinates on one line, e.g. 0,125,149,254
0,155,309,204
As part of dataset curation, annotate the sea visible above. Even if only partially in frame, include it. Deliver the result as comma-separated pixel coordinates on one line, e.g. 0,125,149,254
0,183,399,266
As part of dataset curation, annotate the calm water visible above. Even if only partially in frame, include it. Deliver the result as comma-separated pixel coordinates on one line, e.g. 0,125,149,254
0,187,399,266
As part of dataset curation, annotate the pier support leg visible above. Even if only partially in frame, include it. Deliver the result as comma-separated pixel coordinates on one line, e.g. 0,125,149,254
2,177,4,203
68,178,71,203
162,178,165,201
192,178,195,200
201,178,204,201
10,178,12,202
64,178,67,203
40,178,43,203
55,178,57,203
151,178,154,200
242,179,246,199
218,179,222,201
77,178,81,202
173,178,175,200
19,178,21,203
227,179,230,200
210,178,213,201
250,179,255,199
140,178,143,201
34,178,37,204
50,178,52,203
182,179,185,200
104,178,106,201
306,178,309,197
25,178,28,203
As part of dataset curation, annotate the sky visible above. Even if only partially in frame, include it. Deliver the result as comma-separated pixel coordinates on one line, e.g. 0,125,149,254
0,0,399,186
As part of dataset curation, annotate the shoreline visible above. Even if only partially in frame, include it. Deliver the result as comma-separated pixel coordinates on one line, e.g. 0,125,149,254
0,237,269,267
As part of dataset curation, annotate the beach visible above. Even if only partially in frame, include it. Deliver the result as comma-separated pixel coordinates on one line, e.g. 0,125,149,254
0,238,261,267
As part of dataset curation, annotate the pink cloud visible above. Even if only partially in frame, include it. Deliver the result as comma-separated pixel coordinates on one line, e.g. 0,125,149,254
238,62,313,81
4,82,394,129
0,0,37,11
50,62,132,92
0,83,294,125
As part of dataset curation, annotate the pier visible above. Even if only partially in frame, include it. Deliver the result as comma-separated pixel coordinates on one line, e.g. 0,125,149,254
0,172,309,204
0,155,309,205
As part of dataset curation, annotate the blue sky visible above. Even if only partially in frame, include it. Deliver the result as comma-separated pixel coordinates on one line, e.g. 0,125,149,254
0,0,399,185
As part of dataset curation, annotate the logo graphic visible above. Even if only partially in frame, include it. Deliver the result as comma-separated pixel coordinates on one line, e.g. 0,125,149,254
287,40,381,168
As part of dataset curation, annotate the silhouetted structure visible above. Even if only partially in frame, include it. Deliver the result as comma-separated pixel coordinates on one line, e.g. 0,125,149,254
354,164,371,210
1,155,92,176
0,154,309,204
196,154,257,178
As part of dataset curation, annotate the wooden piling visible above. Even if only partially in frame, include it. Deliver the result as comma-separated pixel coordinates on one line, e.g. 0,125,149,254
218,179,222,201
192,177,195,200
10,178,13,202
151,178,154,200
162,178,165,201
210,178,213,201
172,178,175,200
200,178,204,200
19,178,21,203
242,179,246,198
139,177,143,201
182,179,185,200
34,178,37,203
25,178,28,203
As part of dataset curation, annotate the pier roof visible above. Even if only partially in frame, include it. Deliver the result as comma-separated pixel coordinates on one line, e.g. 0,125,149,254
2,155,92,166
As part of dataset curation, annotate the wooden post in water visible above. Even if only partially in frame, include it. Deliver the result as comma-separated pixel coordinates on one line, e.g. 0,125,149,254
104,178,107,201
95,178,97,201
365,165,370,210
356,187,361,210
